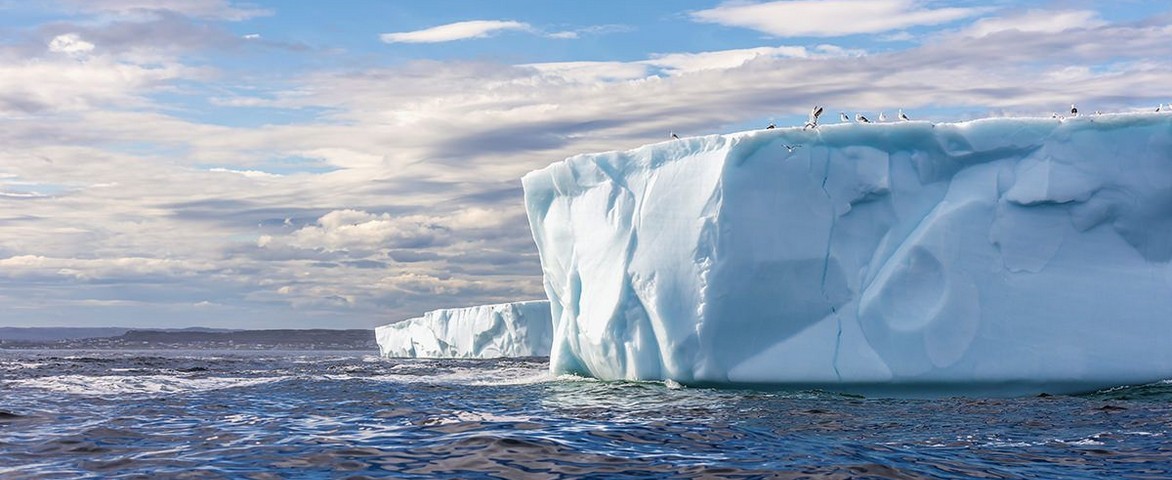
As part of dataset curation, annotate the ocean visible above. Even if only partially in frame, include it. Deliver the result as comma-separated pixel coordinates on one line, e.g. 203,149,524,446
2,350,1170,479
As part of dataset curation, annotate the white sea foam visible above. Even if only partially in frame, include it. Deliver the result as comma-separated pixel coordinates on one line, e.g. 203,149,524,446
421,411,536,425
4,374,285,396
0,361,45,370
366,364,555,386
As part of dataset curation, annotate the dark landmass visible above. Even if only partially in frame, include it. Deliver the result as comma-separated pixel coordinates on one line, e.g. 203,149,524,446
0,329,376,351
0,327,234,342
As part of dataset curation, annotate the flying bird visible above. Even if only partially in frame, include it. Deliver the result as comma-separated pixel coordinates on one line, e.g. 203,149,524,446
840,112,850,123
804,105,824,130
783,144,800,153
878,112,888,122
898,109,910,121
856,113,871,123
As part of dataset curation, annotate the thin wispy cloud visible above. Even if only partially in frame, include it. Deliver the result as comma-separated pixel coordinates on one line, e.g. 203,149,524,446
380,20,533,44
959,9,1106,38
53,0,271,21
691,0,988,37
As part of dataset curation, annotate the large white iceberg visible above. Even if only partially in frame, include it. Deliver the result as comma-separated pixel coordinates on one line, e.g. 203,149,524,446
376,300,552,358
523,113,1172,396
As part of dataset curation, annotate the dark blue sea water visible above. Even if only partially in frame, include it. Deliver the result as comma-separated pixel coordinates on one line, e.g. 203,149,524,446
2,350,1170,479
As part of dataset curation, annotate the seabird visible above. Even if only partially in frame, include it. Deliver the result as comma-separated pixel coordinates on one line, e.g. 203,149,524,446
1070,104,1079,116
803,106,824,130
783,144,800,153
671,131,680,139
840,112,850,123
878,112,888,122
766,123,776,129
856,113,871,123
898,109,910,121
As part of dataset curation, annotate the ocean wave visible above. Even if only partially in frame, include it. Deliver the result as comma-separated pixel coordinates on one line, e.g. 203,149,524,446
4,374,286,396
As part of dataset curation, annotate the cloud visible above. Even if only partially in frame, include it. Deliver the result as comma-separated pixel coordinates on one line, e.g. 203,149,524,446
0,54,188,113
36,11,291,57
691,0,987,37
544,24,633,40
380,20,532,44
52,0,270,21
524,44,859,82
259,207,515,254
207,167,281,178
646,44,860,74
48,33,95,55
0,255,216,282
959,9,1106,38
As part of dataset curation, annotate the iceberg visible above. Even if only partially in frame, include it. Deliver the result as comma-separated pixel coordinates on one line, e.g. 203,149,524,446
375,301,552,358
523,113,1172,396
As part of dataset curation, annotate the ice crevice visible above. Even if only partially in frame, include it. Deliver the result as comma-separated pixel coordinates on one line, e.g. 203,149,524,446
815,147,844,381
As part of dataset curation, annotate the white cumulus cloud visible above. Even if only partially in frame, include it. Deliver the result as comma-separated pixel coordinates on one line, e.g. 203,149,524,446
48,33,95,55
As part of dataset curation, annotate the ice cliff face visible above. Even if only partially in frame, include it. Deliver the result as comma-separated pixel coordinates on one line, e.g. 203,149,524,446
522,113,1172,395
376,301,552,358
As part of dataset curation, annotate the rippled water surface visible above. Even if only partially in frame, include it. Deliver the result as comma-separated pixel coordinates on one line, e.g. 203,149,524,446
2,350,1171,479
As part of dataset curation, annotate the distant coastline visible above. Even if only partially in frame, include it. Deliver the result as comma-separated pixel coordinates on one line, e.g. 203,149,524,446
0,328,376,351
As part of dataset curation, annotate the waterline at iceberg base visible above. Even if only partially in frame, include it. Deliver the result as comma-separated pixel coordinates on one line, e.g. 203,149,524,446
522,113,1172,396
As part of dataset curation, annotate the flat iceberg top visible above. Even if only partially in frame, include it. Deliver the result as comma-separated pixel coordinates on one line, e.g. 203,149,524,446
523,112,1172,396
376,300,552,359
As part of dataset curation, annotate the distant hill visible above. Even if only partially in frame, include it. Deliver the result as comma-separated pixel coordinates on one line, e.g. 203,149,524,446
0,328,376,350
119,329,372,346
0,327,236,342
0,327,132,341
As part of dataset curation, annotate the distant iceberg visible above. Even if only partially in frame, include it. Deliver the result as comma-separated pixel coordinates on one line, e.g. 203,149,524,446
376,301,552,358
523,112,1172,396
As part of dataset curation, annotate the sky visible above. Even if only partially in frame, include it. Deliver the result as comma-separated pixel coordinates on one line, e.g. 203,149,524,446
2,0,1171,329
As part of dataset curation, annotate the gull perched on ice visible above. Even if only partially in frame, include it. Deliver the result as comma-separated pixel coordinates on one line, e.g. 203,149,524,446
878,112,888,122
856,113,871,123
840,112,850,123
898,109,910,121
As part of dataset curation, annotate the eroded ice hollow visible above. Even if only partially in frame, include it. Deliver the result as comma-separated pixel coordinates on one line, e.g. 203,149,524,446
522,113,1172,396
376,301,552,358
